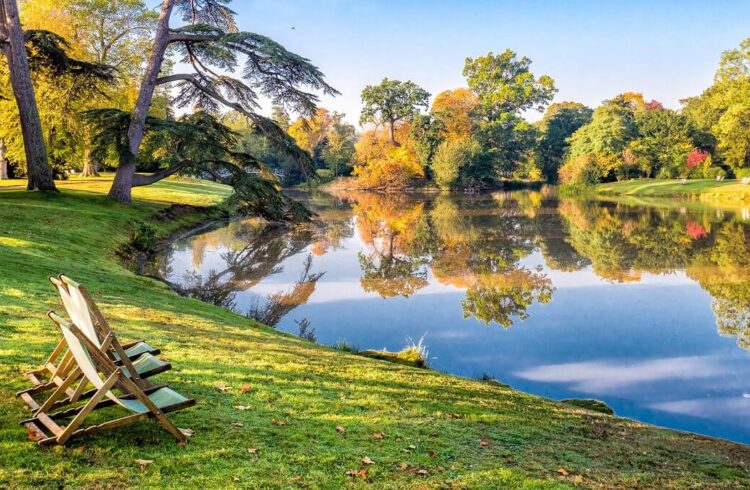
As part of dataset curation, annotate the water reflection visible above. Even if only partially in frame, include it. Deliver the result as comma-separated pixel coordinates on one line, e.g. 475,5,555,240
156,189,750,443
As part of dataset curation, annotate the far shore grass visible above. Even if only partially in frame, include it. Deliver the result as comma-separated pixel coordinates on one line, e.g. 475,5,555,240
2,176,750,488
594,178,750,204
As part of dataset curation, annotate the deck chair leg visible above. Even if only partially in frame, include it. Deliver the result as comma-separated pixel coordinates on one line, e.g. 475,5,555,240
56,370,120,445
35,367,81,416
69,376,90,404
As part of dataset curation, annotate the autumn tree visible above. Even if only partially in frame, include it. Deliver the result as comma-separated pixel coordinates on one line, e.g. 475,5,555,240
430,88,478,141
353,123,423,189
463,50,556,178
359,78,429,145
288,108,333,161
98,0,337,204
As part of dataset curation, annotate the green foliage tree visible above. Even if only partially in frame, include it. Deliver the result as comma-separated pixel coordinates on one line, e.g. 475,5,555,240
629,106,693,178
683,38,750,173
322,112,356,177
0,13,113,187
463,50,556,180
431,137,483,189
359,78,429,145
559,95,639,183
0,0,57,190
100,0,337,204
536,101,592,182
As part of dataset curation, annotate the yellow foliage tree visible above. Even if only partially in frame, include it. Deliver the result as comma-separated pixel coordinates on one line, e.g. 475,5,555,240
431,88,478,140
353,123,423,189
288,108,332,156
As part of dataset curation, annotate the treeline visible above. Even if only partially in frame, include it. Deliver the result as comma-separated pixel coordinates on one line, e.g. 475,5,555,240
285,38,750,190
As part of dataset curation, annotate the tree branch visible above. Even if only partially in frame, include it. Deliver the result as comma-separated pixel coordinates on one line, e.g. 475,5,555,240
132,159,191,186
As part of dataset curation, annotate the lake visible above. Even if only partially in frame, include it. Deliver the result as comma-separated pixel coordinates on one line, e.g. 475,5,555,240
155,188,750,444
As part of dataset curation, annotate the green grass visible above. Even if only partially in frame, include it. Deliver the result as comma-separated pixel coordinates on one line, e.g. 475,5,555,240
595,178,750,204
2,177,750,489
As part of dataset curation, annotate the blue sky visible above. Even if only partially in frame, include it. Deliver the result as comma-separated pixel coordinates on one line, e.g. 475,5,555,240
230,0,750,125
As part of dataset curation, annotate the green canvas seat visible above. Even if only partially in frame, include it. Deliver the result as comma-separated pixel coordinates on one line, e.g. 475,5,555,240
119,387,190,414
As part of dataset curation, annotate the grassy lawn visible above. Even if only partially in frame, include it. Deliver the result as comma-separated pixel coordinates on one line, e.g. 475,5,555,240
2,177,750,489
595,178,750,203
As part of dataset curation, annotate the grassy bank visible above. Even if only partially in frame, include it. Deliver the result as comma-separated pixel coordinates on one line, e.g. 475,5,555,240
595,178,750,204
2,177,750,489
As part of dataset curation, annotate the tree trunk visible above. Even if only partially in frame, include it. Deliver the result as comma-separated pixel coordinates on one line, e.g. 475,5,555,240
108,0,174,203
0,0,57,191
80,151,99,177
0,139,8,179
389,121,396,146
80,128,99,177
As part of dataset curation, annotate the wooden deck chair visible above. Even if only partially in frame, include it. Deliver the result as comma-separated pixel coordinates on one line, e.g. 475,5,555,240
22,312,194,446
20,275,163,392
17,276,170,411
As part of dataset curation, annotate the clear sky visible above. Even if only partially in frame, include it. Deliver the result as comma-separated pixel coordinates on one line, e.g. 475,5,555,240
230,0,750,125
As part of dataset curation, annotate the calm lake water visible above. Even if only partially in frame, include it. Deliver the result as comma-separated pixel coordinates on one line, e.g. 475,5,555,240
156,189,750,444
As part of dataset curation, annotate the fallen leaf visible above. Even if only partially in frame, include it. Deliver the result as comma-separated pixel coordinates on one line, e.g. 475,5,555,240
231,422,244,428
408,444,417,450
427,450,437,458
362,456,374,465
272,418,288,426
428,432,438,438
232,476,240,482
27,424,45,442
241,383,251,393
216,383,229,392
478,439,490,447
374,431,384,440
235,405,252,411
557,468,569,476
248,448,258,454
416,469,429,475
445,413,462,419
179,428,195,437
134,459,153,470
336,426,345,433
398,463,409,470
345,468,367,480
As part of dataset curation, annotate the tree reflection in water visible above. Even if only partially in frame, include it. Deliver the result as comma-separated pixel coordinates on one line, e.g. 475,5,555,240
159,189,750,346
557,199,750,349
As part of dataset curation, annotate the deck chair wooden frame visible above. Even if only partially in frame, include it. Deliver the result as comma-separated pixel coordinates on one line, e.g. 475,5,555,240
22,312,194,446
24,274,160,384
17,276,169,411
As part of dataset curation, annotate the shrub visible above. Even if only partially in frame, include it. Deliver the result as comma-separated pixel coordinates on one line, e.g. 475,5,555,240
431,138,480,189
131,223,157,252
703,167,727,179
559,154,603,185
736,168,750,179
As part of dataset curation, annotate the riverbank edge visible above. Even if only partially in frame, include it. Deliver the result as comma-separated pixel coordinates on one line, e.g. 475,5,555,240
582,178,750,205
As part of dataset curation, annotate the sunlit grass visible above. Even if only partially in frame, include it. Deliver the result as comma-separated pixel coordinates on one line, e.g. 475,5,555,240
0,178,749,488
596,178,750,203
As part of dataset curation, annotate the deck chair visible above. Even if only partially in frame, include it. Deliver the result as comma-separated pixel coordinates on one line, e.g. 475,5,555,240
17,276,170,410
21,275,162,387
22,312,194,446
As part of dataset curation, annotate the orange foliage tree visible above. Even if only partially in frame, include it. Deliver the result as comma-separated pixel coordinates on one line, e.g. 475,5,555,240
353,123,423,189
